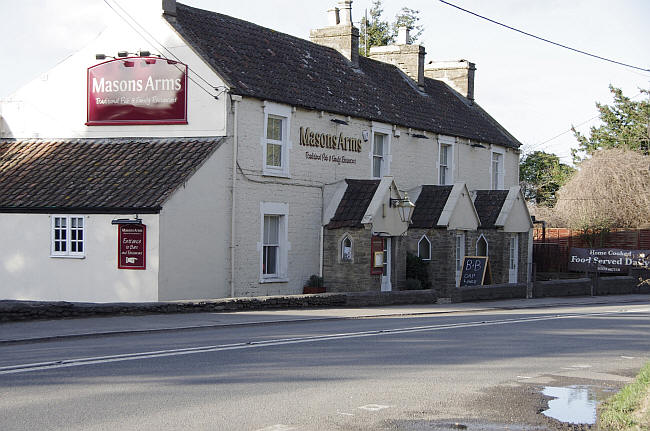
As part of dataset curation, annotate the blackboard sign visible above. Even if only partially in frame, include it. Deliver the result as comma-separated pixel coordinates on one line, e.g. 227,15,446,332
460,256,491,287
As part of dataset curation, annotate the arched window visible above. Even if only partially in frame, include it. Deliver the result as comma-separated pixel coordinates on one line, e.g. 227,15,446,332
341,235,353,262
418,235,431,261
476,234,488,257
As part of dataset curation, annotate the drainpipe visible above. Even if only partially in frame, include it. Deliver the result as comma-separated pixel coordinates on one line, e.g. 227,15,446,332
230,94,242,297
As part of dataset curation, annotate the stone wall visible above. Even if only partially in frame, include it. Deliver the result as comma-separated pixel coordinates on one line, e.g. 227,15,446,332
323,227,381,292
406,228,457,297
406,228,530,297
323,228,407,292
455,283,527,302
2,276,646,322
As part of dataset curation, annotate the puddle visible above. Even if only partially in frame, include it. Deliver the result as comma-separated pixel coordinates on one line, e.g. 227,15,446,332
541,386,597,424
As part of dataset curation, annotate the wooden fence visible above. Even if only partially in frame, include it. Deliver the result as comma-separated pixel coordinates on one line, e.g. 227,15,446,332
533,228,650,273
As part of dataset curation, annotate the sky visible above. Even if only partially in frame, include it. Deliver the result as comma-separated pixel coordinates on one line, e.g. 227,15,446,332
1,0,649,164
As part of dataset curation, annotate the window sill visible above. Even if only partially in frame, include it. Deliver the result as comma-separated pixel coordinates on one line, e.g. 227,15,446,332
50,255,86,259
260,277,289,284
262,169,291,179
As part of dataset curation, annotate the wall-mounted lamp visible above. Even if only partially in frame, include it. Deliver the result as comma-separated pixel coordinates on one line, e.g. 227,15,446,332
411,133,428,139
331,118,348,125
362,130,369,141
117,51,129,58
111,217,143,225
471,143,486,149
389,192,415,224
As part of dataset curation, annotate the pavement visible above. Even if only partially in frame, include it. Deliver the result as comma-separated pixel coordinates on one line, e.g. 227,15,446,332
1,294,649,344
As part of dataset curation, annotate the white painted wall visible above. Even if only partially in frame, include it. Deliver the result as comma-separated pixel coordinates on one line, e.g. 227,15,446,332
158,138,232,300
0,213,159,302
455,140,520,190
230,96,523,297
0,0,227,139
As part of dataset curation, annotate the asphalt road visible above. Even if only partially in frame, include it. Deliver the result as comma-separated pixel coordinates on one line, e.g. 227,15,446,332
1,302,649,430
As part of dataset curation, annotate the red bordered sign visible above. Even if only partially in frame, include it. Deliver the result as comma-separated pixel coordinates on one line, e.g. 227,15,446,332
118,224,146,270
370,236,384,275
87,57,188,126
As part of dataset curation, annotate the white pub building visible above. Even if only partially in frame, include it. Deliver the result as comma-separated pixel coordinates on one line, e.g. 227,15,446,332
0,0,532,302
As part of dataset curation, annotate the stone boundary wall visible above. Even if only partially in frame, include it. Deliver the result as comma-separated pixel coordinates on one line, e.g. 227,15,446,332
455,283,527,302
0,290,436,322
1,278,647,322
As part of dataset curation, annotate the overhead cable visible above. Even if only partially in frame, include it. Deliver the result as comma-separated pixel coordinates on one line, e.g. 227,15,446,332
439,0,650,72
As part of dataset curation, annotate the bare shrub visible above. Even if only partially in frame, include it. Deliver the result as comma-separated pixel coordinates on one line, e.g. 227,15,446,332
554,148,650,230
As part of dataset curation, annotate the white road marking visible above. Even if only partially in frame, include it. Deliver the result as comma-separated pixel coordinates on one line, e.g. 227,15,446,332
358,404,391,411
255,425,295,431
336,411,354,416
620,356,636,359
516,376,533,379
2,308,647,375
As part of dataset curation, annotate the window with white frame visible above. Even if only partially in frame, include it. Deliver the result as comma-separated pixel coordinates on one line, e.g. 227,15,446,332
260,202,289,281
509,235,518,268
491,149,504,189
262,102,292,177
455,232,465,285
476,234,488,257
438,136,454,185
263,215,280,276
51,215,85,257
418,235,431,261
341,235,353,262
370,124,391,178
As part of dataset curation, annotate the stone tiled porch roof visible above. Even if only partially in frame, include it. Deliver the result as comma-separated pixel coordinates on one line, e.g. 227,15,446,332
473,190,509,228
409,185,453,229
326,179,380,229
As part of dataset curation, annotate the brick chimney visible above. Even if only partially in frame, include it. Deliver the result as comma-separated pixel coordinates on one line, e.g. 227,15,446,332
310,1,360,67
424,60,476,101
368,26,426,89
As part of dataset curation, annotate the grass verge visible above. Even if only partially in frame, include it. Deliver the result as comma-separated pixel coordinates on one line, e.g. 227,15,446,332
598,361,650,430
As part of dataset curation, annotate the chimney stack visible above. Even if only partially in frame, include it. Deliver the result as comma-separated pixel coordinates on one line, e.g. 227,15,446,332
310,1,360,67
397,27,410,45
424,60,476,101
368,26,425,88
162,0,176,17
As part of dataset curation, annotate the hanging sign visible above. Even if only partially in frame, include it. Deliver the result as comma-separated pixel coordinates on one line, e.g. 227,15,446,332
87,57,187,125
118,224,147,270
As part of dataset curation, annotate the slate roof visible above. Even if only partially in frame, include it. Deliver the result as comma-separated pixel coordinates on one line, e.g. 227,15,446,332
326,179,380,229
409,185,453,229
167,4,521,149
473,190,509,228
0,137,223,212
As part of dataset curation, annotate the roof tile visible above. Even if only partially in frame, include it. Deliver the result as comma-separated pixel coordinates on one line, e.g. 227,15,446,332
0,137,223,212
168,3,521,149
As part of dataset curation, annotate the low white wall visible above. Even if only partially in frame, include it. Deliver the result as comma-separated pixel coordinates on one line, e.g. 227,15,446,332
0,213,159,302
